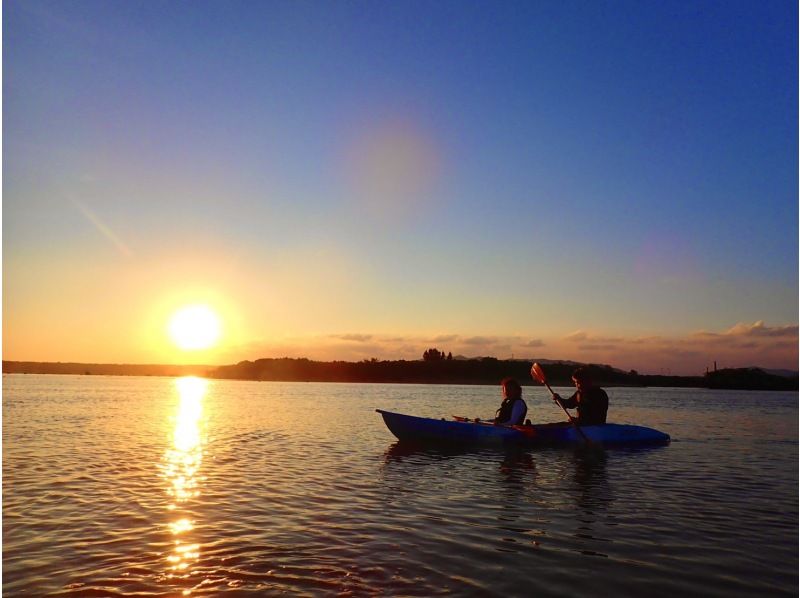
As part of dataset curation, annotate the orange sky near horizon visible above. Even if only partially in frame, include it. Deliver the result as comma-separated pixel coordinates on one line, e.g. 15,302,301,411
3,261,796,377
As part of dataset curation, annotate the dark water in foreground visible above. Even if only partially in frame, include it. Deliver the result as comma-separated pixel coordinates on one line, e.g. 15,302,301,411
3,375,798,596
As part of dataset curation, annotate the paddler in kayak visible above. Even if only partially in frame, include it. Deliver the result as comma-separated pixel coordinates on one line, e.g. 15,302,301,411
494,377,528,426
552,367,609,425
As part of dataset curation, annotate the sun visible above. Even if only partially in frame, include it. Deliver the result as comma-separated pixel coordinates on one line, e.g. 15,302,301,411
168,305,222,351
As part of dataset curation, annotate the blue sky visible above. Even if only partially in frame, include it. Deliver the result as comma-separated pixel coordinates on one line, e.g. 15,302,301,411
3,1,797,373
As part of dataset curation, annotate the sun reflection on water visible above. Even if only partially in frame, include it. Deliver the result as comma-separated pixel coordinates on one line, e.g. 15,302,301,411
162,376,208,582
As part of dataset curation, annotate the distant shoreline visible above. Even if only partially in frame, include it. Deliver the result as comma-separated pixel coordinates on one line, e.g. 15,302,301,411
3,359,797,391
2,362,212,378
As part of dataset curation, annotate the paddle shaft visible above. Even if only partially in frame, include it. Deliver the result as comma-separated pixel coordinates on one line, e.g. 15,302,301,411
453,415,535,439
543,384,585,432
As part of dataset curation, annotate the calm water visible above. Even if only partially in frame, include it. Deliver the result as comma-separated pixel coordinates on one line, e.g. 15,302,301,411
3,375,798,596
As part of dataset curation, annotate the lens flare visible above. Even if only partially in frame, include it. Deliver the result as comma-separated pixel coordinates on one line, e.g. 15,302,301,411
344,118,442,220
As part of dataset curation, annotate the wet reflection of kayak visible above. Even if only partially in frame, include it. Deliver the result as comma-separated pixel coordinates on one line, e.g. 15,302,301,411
376,409,671,447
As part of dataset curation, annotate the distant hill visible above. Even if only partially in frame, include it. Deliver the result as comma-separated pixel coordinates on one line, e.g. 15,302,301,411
757,368,798,379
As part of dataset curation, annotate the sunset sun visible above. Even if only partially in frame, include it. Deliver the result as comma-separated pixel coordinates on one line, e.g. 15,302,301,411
168,305,221,351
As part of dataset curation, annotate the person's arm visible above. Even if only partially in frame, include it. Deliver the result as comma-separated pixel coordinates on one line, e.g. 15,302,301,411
557,391,578,409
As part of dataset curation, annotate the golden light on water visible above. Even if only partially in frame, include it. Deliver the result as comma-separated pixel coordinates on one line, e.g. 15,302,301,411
172,377,206,454
168,305,221,351
162,376,208,578
169,518,195,535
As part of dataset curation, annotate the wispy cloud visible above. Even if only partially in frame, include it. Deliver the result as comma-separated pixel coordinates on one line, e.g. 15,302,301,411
462,336,497,346
725,321,798,338
693,321,799,340
578,344,619,352
565,330,588,342
330,333,373,342
522,339,545,348
430,334,459,343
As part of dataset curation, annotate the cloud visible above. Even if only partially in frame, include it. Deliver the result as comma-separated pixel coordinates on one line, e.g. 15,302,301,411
726,321,798,338
694,321,799,340
462,336,497,346
565,330,588,342
430,334,459,343
578,344,619,352
565,330,622,347
522,339,545,348
330,334,373,342
692,330,721,339
629,336,663,345
730,341,759,350
395,344,425,358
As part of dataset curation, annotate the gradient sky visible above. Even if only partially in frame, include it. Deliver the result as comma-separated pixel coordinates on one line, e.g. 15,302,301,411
3,0,798,374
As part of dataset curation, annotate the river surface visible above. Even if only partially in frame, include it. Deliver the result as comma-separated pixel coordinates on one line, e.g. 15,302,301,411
3,374,797,596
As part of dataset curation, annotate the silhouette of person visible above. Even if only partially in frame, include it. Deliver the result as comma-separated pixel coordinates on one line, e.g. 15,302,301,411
553,367,608,425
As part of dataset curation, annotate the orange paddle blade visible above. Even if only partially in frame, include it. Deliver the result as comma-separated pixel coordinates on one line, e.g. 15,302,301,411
531,362,547,384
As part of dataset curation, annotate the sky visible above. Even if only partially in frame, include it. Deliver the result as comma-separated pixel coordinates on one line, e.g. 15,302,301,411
3,0,798,375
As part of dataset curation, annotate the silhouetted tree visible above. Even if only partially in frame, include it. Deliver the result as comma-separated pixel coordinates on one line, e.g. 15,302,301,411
423,348,445,361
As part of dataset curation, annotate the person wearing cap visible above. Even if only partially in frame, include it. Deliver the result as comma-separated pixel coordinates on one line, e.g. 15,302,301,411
552,367,609,425
494,377,528,426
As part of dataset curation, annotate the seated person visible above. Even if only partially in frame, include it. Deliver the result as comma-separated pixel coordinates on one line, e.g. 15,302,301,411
494,377,528,426
553,367,608,425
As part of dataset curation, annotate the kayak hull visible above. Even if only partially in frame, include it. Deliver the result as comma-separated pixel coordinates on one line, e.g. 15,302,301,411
376,409,670,447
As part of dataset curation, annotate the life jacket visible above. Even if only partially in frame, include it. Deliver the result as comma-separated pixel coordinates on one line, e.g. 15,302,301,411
495,397,527,425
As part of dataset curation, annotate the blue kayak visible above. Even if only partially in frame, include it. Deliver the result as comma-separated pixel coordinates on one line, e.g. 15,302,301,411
376,409,670,447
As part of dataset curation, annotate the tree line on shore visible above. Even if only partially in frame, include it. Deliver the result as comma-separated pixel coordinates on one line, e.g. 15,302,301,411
3,352,796,390
209,353,796,390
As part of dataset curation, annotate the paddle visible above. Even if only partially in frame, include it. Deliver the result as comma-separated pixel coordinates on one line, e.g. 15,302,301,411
452,415,536,439
453,415,486,423
530,362,591,443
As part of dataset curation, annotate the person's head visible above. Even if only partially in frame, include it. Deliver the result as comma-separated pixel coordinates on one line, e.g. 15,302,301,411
501,377,522,400
571,367,592,391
